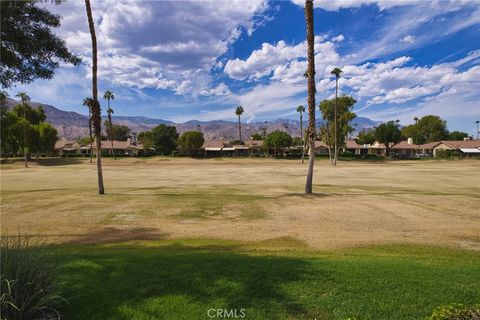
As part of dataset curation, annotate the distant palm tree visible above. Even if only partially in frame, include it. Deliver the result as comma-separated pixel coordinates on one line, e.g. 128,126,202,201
413,117,419,123
304,0,316,194
82,97,94,163
85,0,105,194
16,92,30,168
103,90,116,160
476,120,480,140
297,105,306,163
235,105,244,143
331,67,343,166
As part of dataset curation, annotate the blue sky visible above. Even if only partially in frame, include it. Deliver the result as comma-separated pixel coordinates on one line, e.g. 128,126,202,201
8,0,480,135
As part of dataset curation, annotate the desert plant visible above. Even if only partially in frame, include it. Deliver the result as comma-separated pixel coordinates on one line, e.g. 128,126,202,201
0,235,65,320
425,303,480,320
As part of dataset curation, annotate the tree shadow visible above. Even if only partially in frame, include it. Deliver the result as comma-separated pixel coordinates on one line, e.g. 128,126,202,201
36,158,85,166
54,243,326,319
64,227,168,245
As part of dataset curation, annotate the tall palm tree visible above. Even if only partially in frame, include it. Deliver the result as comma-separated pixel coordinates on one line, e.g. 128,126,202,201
331,67,343,166
297,105,307,163
85,0,104,194
304,0,316,194
476,120,479,140
413,117,419,123
82,97,94,163
235,105,244,143
103,90,116,160
16,92,30,168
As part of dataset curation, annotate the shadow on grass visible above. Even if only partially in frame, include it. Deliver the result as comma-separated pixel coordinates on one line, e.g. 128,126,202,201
64,227,169,245
55,244,319,320
36,158,86,166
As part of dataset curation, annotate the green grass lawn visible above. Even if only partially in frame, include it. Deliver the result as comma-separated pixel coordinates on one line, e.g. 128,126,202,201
52,239,480,320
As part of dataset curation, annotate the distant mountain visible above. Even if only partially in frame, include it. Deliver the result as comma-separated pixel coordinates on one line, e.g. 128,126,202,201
5,98,381,140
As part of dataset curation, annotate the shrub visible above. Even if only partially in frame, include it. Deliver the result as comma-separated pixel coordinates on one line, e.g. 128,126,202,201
425,303,480,320
0,235,65,320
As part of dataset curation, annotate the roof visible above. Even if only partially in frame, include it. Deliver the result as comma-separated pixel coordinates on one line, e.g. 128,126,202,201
244,140,263,148
438,140,480,149
202,140,225,149
54,138,79,150
314,140,329,149
345,140,366,149
459,148,480,153
88,140,143,150
417,141,442,149
392,140,418,149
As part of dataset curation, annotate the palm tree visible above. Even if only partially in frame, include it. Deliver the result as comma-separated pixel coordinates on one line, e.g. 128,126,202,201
331,67,343,166
16,92,30,168
304,0,316,194
414,117,419,123
103,90,116,160
476,120,479,140
235,105,244,143
85,0,104,194
82,97,94,163
297,105,307,163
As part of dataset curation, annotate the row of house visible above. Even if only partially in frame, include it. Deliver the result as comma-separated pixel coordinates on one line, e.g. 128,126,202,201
200,138,480,158
54,138,145,157
54,137,480,158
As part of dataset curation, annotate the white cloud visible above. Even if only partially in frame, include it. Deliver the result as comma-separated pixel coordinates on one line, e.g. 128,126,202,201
46,0,270,96
401,35,415,44
200,83,231,97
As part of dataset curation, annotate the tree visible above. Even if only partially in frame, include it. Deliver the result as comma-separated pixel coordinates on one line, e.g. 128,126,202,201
178,131,204,155
82,98,94,163
0,0,80,88
37,122,58,155
263,130,293,157
108,124,131,141
304,0,316,194
150,124,178,155
356,128,376,145
235,106,244,144
137,131,155,152
15,92,31,167
103,90,116,159
251,133,263,140
401,115,449,144
330,67,343,166
85,0,104,194
319,96,356,165
448,131,470,141
374,121,402,157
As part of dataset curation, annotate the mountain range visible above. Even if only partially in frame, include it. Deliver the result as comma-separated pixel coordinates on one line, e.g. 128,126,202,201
6,98,380,140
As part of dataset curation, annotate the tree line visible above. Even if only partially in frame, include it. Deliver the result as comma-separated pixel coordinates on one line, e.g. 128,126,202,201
0,91,58,166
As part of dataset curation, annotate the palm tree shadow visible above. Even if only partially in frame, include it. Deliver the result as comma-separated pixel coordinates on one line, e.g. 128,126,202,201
56,243,327,319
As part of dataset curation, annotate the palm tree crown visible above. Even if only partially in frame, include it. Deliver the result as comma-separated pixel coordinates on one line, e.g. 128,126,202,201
331,67,343,79
235,105,244,116
16,92,31,104
296,105,305,113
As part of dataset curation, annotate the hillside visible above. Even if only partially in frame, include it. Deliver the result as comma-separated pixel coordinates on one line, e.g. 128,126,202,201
5,98,380,140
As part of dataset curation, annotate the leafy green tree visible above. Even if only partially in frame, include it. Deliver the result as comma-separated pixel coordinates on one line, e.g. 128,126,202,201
0,0,80,88
151,124,179,155
251,133,263,140
292,137,303,146
401,115,449,144
304,0,316,194
37,122,58,155
137,131,155,150
178,131,204,155
235,106,244,143
108,124,131,141
319,96,356,164
448,131,470,141
356,128,376,145
78,136,93,146
374,121,402,157
263,130,293,157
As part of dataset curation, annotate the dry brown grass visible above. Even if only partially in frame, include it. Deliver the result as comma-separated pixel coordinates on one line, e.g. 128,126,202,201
1,157,479,249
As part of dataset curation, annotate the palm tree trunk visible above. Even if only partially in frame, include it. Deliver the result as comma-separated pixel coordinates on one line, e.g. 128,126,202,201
108,104,116,160
300,113,305,164
238,115,242,143
23,108,28,168
304,0,316,194
85,0,104,195
88,109,93,163
333,77,338,166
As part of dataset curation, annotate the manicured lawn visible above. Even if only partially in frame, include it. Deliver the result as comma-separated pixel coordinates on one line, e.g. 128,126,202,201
53,239,480,320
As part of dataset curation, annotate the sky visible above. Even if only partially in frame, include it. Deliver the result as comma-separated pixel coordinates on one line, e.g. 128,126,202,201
7,0,480,135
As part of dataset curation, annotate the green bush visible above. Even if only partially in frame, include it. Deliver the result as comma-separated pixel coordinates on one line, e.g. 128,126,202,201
425,303,480,320
0,235,65,320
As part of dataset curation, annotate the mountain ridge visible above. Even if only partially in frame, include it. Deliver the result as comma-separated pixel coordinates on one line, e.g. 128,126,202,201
5,98,380,140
